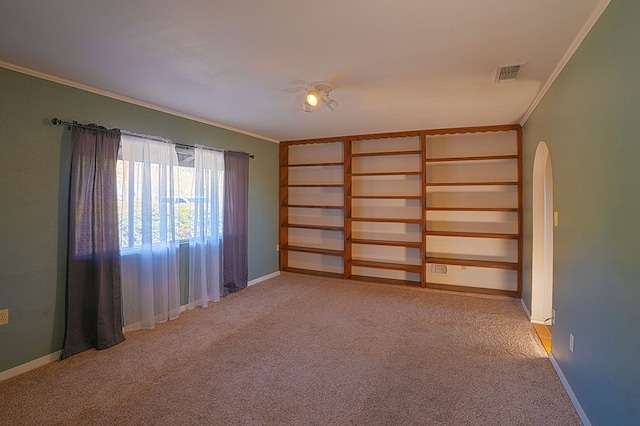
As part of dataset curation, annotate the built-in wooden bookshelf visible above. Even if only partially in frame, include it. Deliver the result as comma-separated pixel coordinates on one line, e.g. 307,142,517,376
279,141,345,278
280,125,522,296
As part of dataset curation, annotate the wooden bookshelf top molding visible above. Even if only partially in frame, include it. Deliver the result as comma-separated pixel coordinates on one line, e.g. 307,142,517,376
282,223,344,231
349,238,422,248
281,245,344,257
351,150,422,158
283,204,344,210
425,256,518,270
425,154,518,163
425,231,519,239
282,124,520,145
423,124,521,136
349,259,423,273
288,161,344,167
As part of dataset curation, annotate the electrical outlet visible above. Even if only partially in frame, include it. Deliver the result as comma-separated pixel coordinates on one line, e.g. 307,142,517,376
276,244,280,252
0,309,8,325
554,211,559,227
569,333,574,353
552,309,556,325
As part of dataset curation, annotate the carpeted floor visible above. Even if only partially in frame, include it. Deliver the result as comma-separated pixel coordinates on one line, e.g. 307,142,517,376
0,273,581,425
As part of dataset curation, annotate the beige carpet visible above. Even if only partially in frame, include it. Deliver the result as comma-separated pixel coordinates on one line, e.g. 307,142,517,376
0,273,581,425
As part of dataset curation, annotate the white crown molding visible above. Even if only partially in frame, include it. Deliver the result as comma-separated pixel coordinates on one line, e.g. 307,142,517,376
0,61,280,144
520,0,612,125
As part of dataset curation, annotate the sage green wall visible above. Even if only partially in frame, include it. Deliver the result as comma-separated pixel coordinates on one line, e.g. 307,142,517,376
0,67,279,374
521,0,639,423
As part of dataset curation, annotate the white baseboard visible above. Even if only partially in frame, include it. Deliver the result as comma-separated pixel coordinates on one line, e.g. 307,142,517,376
0,271,281,383
248,270,280,286
549,354,592,426
0,350,62,383
521,298,532,319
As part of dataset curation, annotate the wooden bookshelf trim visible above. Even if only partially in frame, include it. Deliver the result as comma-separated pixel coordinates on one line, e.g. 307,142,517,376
425,207,518,212
282,245,344,257
351,275,422,287
350,171,422,177
425,231,519,239
351,150,423,158
349,238,422,248
425,257,518,270
425,181,518,187
425,154,518,163
282,267,343,279
425,282,518,297
351,217,423,224
283,204,344,210
349,195,422,200
282,223,344,232
287,161,344,167
349,259,423,273
286,183,344,188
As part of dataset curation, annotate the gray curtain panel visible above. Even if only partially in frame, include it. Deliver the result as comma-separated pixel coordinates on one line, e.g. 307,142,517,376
61,126,124,359
222,151,249,296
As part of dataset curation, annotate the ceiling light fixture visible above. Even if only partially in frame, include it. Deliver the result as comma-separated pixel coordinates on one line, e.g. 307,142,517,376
303,84,338,113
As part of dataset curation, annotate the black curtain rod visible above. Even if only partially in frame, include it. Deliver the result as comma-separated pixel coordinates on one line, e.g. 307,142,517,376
51,118,255,159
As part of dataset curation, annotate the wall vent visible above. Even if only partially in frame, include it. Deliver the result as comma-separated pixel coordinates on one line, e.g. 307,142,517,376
495,64,522,83
429,264,448,275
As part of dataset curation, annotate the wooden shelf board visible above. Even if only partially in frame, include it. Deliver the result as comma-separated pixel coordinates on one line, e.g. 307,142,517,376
425,207,518,212
286,184,344,188
425,181,518,187
351,150,422,158
425,282,518,298
282,245,344,257
284,204,344,210
425,231,519,239
283,267,343,279
349,238,422,248
287,162,343,167
425,257,518,270
350,275,422,287
425,154,518,163
349,259,423,273
282,223,344,232
350,171,422,177
349,195,422,200
350,217,423,224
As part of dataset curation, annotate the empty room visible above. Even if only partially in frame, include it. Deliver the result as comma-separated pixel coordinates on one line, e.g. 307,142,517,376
0,1,638,424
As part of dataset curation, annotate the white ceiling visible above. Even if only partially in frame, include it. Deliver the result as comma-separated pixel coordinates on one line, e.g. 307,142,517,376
0,0,608,142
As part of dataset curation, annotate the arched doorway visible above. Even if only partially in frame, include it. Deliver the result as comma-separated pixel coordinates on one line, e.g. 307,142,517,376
531,142,554,343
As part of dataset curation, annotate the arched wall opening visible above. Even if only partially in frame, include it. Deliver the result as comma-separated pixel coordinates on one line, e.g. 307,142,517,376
531,141,554,324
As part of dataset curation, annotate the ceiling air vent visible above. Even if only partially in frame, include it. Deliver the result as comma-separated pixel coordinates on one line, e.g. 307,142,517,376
495,64,522,83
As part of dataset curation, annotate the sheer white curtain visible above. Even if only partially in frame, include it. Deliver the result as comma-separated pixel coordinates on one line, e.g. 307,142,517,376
119,135,181,331
188,147,224,308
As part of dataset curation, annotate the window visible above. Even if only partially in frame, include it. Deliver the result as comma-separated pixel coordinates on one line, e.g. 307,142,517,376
116,145,223,248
